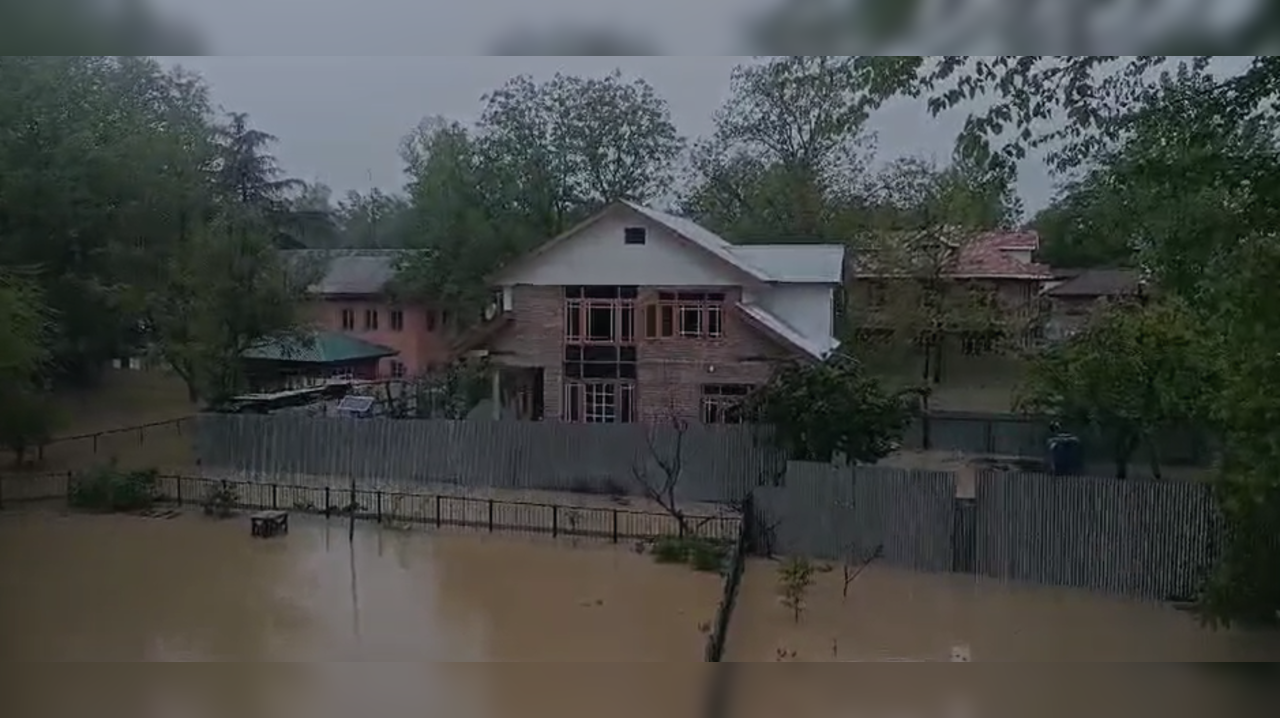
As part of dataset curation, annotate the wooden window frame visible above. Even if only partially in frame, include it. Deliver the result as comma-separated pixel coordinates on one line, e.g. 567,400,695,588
389,309,404,332
363,308,379,331
340,308,355,331
646,290,727,340
563,380,635,423
564,298,637,344
700,383,753,425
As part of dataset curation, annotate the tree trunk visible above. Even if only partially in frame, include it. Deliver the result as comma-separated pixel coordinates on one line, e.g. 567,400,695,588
1143,432,1164,481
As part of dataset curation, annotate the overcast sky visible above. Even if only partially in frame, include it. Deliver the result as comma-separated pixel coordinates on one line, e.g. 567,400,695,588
149,0,1070,215
164,55,1063,215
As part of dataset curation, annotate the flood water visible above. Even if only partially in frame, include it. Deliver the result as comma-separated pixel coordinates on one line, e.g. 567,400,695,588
0,511,714,718
726,559,1279,718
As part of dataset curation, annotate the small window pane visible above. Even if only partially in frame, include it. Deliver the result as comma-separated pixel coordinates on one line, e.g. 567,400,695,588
660,306,674,337
707,306,722,337
679,306,702,336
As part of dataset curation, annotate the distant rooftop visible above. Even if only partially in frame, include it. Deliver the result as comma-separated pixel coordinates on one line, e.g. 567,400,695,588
1042,268,1143,298
284,249,426,296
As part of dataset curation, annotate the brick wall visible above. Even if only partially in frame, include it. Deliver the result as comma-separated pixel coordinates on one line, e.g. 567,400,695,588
634,286,787,422
490,285,794,422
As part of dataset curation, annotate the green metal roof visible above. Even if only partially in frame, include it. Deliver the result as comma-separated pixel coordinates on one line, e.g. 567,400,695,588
242,330,398,365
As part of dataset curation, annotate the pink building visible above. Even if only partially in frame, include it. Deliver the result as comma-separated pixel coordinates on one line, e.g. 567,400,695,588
289,250,455,378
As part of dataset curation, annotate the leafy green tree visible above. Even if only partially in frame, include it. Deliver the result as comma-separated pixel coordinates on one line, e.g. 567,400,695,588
396,71,683,324
1018,299,1210,480
682,56,879,242
0,271,59,465
334,188,412,248
746,354,916,463
0,56,215,385
145,219,317,405
212,111,318,249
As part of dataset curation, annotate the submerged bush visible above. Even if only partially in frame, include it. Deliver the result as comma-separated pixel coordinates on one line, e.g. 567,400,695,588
68,465,159,512
651,535,730,572
202,480,238,518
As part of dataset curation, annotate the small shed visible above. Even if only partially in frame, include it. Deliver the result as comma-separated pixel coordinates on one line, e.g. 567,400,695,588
241,330,399,392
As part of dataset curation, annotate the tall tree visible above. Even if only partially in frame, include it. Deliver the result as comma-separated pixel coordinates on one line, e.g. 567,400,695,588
0,271,58,464
145,218,317,405
211,111,312,248
396,71,684,324
683,56,880,242
335,188,412,248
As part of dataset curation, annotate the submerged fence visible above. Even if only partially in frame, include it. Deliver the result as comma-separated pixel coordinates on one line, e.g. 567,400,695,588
186,413,1229,600
0,472,740,544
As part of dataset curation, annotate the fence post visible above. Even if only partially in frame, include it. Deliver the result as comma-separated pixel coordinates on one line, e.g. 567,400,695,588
138,426,145,445
377,490,383,523
487,499,495,532
324,486,331,518
611,509,619,543
0,475,5,510
176,475,183,506
92,433,99,454
66,471,73,504
435,495,442,528
551,505,559,538
272,483,278,510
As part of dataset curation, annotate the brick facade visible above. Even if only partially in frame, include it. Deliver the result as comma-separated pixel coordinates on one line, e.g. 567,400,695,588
489,285,796,423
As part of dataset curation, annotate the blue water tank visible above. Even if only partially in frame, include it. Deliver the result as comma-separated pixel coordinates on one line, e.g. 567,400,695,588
1047,434,1083,476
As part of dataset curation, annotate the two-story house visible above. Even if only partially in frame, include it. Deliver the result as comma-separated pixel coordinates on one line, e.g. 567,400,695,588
461,201,844,424
848,229,1055,352
287,249,455,379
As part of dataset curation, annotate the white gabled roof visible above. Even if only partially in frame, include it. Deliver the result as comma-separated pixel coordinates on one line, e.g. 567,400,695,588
623,202,844,285
728,245,845,284
622,202,772,282
736,301,840,360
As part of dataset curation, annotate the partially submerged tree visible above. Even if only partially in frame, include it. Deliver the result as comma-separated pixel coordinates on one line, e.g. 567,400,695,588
629,407,692,536
746,354,916,464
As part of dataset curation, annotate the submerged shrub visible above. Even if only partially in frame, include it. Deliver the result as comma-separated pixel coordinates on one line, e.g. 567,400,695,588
650,535,730,572
68,465,159,512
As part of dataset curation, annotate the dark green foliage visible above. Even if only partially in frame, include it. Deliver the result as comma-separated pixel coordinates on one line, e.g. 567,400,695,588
68,466,159,513
650,535,730,573
201,480,238,519
746,354,916,463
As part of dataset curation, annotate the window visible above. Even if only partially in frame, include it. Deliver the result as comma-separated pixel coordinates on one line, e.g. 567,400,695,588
563,344,637,380
623,226,647,245
364,308,379,331
649,291,725,340
340,308,355,331
700,384,753,424
389,309,404,332
389,360,406,378
679,305,703,336
564,380,635,423
563,286,638,344
425,310,437,332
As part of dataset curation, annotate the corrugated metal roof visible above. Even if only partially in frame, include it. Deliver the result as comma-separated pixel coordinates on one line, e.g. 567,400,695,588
283,249,425,295
736,302,839,360
243,330,399,364
729,245,845,283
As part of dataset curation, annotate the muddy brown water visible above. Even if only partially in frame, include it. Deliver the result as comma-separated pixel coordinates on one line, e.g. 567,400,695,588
726,559,1279,718
0,511,713,718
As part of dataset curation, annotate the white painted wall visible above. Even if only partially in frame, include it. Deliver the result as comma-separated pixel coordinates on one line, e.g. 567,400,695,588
753,284,836,345
499,209,749,287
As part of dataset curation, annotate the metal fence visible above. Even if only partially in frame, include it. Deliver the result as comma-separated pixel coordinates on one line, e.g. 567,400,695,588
972,472,1221,600
901,410,1214,467
193,413,783,505
754,461,1222,601
187,413,1223,600
753,462,957,573
0,472,741,544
